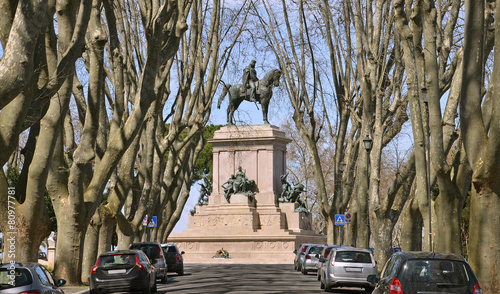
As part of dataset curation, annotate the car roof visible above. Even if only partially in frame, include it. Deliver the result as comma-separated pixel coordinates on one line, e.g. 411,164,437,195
161,243,177,247
333,246,372,253
130,242,161,245
393,251,467,261
99,249,142,256
0,262,40,269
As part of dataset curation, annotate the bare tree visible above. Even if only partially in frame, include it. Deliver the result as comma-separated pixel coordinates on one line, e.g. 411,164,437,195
43,0,190,284
394,0,471,257
0,0,91,264
460,0,500,291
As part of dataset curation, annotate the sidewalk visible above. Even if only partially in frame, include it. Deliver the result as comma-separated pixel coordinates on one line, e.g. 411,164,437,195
61,285,89,294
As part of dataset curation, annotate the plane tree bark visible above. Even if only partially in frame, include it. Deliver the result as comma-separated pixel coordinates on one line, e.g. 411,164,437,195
460,0,500,291
394,0,474,256
43,0,190,284
0,0,91,263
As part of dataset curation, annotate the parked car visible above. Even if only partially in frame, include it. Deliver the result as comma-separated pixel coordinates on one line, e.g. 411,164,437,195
0,262,66,294
90,249,157,294
38,252,47,260
316,245,342,281
129,241,168,283
293,243,313,271
320,246,378,292
368,251,483,294
300,244,325,275
161,243,185,276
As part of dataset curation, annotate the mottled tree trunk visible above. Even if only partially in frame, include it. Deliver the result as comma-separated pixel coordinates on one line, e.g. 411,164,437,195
459,1,500,291
81,212,101,284
400,199,423,251
433,180,463,253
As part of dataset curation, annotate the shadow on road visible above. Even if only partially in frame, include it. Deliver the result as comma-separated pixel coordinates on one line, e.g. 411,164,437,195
157,264,370,294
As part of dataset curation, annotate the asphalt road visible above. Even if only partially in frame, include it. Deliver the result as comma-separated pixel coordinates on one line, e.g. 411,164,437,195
155,264,370,294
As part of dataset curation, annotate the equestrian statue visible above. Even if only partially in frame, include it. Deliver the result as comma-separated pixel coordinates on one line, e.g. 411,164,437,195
217,60,282,126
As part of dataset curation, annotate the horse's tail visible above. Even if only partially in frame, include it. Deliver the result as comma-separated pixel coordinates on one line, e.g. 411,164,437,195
217,83,231,109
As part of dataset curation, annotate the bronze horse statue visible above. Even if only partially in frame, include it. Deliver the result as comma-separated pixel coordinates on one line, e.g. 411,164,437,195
217,69,282,126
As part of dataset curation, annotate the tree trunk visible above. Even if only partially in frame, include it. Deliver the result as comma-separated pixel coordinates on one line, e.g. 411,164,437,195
459,1,500,291
400,199,423,251
81,212,101,284
433,179,463,253
356,148,370,249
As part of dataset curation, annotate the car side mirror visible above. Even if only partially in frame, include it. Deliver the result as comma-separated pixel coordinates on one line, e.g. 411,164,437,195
57,279,67,287
181,251,185,255
293,249,297,254
319,257,325,263
367,275,379,283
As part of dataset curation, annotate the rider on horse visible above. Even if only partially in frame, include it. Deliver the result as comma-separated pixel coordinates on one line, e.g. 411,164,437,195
242,60,259,102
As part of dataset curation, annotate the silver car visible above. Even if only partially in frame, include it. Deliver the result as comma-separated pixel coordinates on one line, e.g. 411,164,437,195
300,244,325,275
320,247,378,292
316,245,342,281
293,243,313,271
0,262,66,294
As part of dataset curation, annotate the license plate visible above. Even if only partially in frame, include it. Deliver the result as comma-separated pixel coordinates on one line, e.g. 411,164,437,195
345,267,362,273
108,269,126,274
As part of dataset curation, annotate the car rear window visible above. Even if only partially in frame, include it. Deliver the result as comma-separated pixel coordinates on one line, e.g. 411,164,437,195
308,246,324,255
130,244,160,259
401,260,471,285
0,268,33,289
98,253,136,267
335,251,372,263
163,246,177,253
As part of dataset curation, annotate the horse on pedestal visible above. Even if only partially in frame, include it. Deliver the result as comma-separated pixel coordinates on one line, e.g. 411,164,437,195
217,69,282,126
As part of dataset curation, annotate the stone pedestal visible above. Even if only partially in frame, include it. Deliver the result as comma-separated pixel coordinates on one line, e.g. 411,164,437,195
168,125,326,264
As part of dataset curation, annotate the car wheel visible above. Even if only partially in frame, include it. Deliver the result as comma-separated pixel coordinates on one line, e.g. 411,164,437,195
90,289,99,294
177,269,184,276
320,280,325,289
364,286,374,293
152,280,157,293
161,275,167,284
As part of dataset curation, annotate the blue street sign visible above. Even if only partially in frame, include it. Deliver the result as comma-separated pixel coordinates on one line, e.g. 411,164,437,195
334,214,345,225
148,216,157,228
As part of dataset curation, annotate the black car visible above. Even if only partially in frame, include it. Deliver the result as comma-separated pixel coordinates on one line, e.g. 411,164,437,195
368,251,483,294
90,250,157,294
129,242,168,283
161,243,185,275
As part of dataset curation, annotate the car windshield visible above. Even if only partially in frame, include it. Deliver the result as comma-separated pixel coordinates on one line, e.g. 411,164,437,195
98,254,136,267
335,251,372,263
0,268,33,289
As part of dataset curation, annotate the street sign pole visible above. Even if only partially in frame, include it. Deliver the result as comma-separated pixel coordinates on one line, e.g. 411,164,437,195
344,212,352,246
339,226,342,245
346,223,349,246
